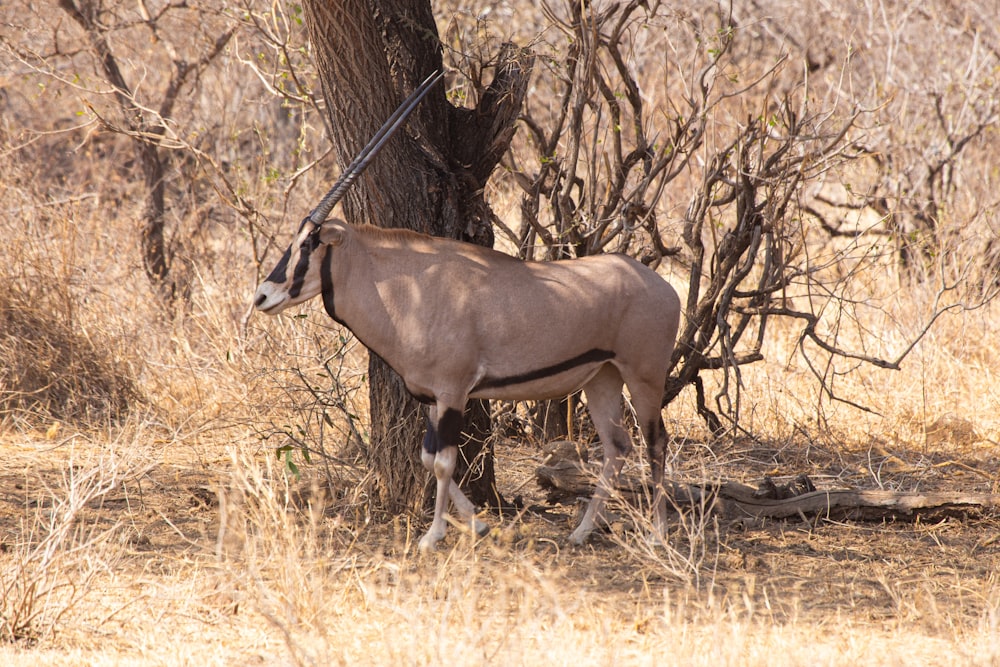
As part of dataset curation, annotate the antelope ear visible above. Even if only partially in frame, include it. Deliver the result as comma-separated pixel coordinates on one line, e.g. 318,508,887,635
319,219,347,246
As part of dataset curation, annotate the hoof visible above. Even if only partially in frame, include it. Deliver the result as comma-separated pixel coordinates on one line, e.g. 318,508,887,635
417,530,444,553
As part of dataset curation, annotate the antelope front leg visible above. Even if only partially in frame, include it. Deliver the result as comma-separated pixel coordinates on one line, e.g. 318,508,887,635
418,447,488,552
418,405,488,552
419,445,456,552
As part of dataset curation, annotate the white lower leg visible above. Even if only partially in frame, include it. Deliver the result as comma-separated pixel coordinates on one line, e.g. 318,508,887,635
448,480,489,537
647,485,668,546
574,370,632,545
418,447,457,552
647,419,669,545
569,453,623,545
569,487,609,545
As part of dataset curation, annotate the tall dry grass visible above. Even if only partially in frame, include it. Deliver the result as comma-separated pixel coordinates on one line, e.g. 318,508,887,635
0,0,998,664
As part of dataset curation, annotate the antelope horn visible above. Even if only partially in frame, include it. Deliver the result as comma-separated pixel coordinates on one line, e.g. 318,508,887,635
308,70,444,225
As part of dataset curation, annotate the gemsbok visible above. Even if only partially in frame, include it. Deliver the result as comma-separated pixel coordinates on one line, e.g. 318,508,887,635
254,72,681,551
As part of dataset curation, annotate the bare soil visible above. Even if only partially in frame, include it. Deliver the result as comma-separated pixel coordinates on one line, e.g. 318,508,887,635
3,424,997,657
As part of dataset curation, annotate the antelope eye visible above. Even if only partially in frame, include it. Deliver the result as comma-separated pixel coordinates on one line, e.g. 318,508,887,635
305,225,323,249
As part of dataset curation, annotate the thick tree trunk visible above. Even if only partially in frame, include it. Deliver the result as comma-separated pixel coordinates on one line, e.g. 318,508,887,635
302,0,530,514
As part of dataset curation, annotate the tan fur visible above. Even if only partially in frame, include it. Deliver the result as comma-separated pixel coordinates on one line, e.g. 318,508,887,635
255,218,681,550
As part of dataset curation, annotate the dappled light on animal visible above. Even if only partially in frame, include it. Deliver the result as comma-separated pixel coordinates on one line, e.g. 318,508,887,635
255,73,681,552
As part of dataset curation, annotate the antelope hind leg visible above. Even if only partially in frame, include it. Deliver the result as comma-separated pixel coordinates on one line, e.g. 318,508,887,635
631,384,671,546
569,451,628,545
570,365,631,545
447,480,489,538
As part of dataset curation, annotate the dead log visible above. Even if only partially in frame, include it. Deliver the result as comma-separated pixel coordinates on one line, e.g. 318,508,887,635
535,458,1000,524
711,481,1000,524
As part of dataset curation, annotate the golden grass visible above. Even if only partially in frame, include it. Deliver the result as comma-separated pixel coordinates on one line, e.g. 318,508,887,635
1,335,998,666
0,434,997,666
2,0,999,663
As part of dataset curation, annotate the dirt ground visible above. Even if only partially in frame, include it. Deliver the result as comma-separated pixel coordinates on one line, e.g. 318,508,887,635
2,420,997,665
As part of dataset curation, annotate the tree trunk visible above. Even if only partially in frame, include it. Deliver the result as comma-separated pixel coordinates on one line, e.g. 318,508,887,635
58,0,187,309
302,0,531,514
531,395,575,442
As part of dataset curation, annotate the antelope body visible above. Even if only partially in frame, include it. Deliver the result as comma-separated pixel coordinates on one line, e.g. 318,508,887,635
255,218,680,549
252,72,681,550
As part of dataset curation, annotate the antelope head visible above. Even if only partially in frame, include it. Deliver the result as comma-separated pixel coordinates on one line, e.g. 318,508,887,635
253,71,443,315
253,217,331,315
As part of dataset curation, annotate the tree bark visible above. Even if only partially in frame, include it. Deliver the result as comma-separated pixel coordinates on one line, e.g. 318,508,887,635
302,0,531,514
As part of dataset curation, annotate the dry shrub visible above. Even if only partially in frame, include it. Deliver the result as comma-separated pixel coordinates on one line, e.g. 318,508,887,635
0,280,139,428
0,438,137,646
0,92,140,428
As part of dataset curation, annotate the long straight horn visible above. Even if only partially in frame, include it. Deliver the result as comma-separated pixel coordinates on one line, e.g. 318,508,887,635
308,70,445,225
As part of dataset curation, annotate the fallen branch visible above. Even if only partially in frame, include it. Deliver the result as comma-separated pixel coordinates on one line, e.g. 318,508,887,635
706,481,1000,524
536,458,1000,525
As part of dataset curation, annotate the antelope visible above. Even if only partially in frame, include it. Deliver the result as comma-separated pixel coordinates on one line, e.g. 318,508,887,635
254,72,681,551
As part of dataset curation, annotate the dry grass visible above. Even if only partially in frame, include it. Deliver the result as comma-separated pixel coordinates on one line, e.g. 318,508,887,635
1,0,1000,664
0,152,139,428
0,431,997,666
0,281,139,428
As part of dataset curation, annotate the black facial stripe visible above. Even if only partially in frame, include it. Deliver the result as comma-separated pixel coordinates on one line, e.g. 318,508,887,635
474,349,616,392
265,217,313,285
287,237,315,298
264,248,291,284
320,248,339,323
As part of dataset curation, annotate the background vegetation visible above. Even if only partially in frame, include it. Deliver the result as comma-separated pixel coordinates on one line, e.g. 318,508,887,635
0,0,998,663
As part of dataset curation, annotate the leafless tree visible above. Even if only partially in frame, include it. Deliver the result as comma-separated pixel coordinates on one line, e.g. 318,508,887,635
500,0,994,435
53,0,236,309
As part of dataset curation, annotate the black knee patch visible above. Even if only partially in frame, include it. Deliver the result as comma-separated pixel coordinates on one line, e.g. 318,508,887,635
644,418,662,443
610,435,631,457
423,408,464,454
438,408,463,449
645,418,666,460
422,427,439,455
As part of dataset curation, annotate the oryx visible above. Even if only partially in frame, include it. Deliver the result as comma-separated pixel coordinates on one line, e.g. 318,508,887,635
254,72,681,551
